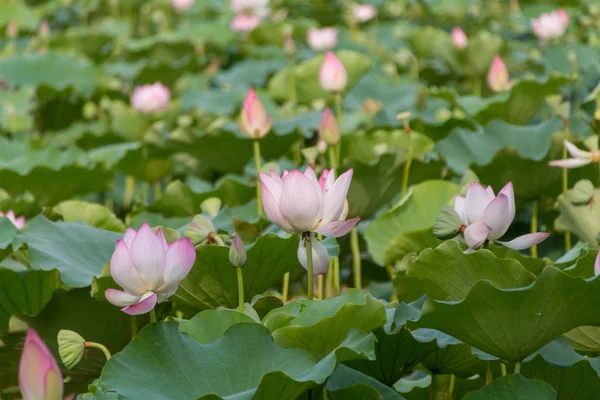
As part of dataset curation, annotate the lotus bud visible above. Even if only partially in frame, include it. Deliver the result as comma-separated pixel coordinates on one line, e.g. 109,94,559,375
6,21,18,38
19,329,64,400
230,14,262,33
570,179,595,206
319,108,340,145
353,4,377,23
451,27,468,49
298,234,330,275
185,215,216,243
239,88,272,139
433,205,463,240
319,52,348,93
130,83,170,114
57,330,86,370
229,234,247,268
171,0,195,12
487,56,512,92
307,27,338,52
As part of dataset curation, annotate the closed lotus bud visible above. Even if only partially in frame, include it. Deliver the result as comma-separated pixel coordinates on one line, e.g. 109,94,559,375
298,234,330,275
185,214,216,243
319,108,340,145
57,330,86,370
353,4,377,23
319,52,347,93
307,27,338,52
19,329,64,400
451,27,468,49
433,205,463,240
6,21,18,38
239,88,272,139
130,83,170,114
487,56,512,92
171,0,195,12
570,179,595,206
229,234,247,268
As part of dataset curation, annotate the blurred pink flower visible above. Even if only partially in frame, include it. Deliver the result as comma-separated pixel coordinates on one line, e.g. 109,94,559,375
239,88,272,138
455,182,549,251
319,52,347,93
451,27,468,49
298,234,330,275
353,4,377,22
531,8,569,41
0,210,25,229
487,56,513,92
307,27,338,52
19,329,63,400
231,0,270,16
549,140,600,168
230,14,262,33
105,223,196,315
130,83,170,114
319,108,340,145
260,167,359,236
171,0,194,12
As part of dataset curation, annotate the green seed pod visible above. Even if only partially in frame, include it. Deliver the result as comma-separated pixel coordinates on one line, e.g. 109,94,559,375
433,205,463,240
57,330,86,370
570,179,595,206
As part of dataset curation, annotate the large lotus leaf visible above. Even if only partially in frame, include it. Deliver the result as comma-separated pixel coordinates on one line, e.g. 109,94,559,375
14,216,121,288
106,100,151,141
264,289,386,360
0,217,18,262
48,28,114,60
564,326,600,353
0,2,40,30
93,322,374,400
173,234,300,311
0,88,34,133
122,32,195,64
214,59,287,89
52,200,126,232
408,26,451,59
184,17,235,47
327,365,405,400
463,374,556,400
0,51,98,96
365,180,460,266
554,189,600,246
181,88,242,115
268,50,372,104
486,244,547,277
179,309,256,344
419,267,600,362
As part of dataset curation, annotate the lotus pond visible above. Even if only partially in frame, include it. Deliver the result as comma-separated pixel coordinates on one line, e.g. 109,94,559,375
2,0,600,398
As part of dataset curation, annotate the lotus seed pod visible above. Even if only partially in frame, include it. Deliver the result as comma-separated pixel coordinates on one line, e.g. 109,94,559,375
57,330,86,369
570,179,595,206
433,205,463,240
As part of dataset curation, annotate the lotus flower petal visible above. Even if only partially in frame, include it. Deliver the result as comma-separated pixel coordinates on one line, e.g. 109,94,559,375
497,232,550,250
465,183,493,224
121,292,158,316
129,223,165,290
110,240,146,296
484,194,512,241
464,221,492,249
19,329,63,400
104,289,141,308
298,235,330,275
548,158,593,168
280,170,322,232
322,169,353,224
315,217,360,238
161,238,196,292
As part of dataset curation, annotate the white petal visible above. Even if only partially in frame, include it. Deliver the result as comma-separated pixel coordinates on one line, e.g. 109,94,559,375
454,195,467,225
564,140,592,159
497,232,549,250
105,289,141,307
463,221,491,249
110,240,147,295
498,182,515,223
548,158,593,169
297,235,330,275
465,183,494,224
322,169,353,223
483,194,512,241
129,223,165,290
279,170,322,232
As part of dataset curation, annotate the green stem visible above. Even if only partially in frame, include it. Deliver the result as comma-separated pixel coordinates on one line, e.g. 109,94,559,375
500,363,507,376
472,77,482,97
253,140,263,217
306,234,314,300
288,57,297,104
293,140,302,166
318,274,324,300
402,132,413,198
430,374,437,400
282,272,290,302
448,374,455,400
85,342,112,361
351,228,362,289
141,181,149,204
328,146,337,172
326,264,333,298
130,315,138,339
124,175,136,209
386,265,398,302
149,309,157,323
322,384,328,400
514,362,521,374
334,94,343,167
333,257,340,296
562,143,572,251
236,267,245,313
486,362,493,384
530,202,538,259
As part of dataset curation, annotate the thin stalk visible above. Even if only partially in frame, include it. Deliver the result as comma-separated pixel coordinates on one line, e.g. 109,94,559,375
85,342,112,361
326,264,334,298
500,363,507,376
124,175,136,208
448,374,456,400
514,362,521,374
486,362,493,384
333,257,340,296
386,265,398,302
562,145,572,251
253,140,263,217
472,77,482,97
530,202,538,258
306,234,314,300
130,315,138,339
401,133,413,198
334,94,343,167
351,228,362,289
430,374,437,400
282,272,290,302
318,275,324,300
149,309,157,323
328,146,337,172
322,385,328,400
236,267,245,313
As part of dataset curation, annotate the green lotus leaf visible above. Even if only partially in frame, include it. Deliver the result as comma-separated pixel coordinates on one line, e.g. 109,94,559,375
564,326,600,353
463,374,557,400
0,88,34,133
0,218,19,262
0,2,40,30
52,200,126,233
214,59,287,89
178,309,257,344
554,189,600,245
327,365,405,400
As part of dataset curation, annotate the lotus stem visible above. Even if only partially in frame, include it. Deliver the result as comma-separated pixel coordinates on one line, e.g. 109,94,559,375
124,175,136,209
306,233,314,300
322,385,328,400
333,257,340,296
318,275,324,300
500,363,507,376
514,362,521,374
85,341,112,361
448,374,456,400
130,315,138,339
334,94,343,167
486,362,492,384
141,181,149,204
326,265,334,298
351,227,362,289
472,77,481,97
282,272,290,302
154,181,162,199
149,309,157,323
253,140,264,218
531,202,538,258
402,133,413,198
236,267,245,313
386,265,398,302
328,146,337,172
562,140,571,251
430,374,437,400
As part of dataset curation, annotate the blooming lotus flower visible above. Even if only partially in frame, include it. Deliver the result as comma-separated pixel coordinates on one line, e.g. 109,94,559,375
19,329,63,400
455,182,549,251
298,234,329,275
487,56,513,92
319,52,347,93
307,27,338,52
239,88,272,138
260,167,359,237
130,83,170,114
353,4,377,22
105,223,196,315
319,108,340,145
531,9,568,41
171,0,194,11
451,27,468,49
549,140,599,169
230,14,262,32
0,210,25,229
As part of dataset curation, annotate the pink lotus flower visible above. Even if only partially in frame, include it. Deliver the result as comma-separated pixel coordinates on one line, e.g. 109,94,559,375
307,27,339,52
298,234,330,275
455,182,549,251
130,83,170,114
260,167,359,237
19,329,63,400
549,140,600,169
319,52,347,93
230,14,262,33
595,252,600,276
0,210,25,229
319,108,340,145
353,4,377,22
451,27,468,49
171,0,194,11
105,223,196,315
487,56,513,92
531,9,569,41
239,88,272,138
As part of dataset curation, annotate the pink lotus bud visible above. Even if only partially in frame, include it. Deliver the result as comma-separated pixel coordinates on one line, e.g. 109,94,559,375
229,234,247,268
38,21,50,38
260,167,360,236
19,329,64,400
353,4,377,22
298,234,329,275
171,0,195,12
530,8,569,41
104,223,196,315
319,52,348,93
451,27,468,49
239,88,272,138
230,14,262,32
0,210,25,229
319,108,340,145
6,21,18,38
487,56,512,92
307,27,338,52
130,83,170,114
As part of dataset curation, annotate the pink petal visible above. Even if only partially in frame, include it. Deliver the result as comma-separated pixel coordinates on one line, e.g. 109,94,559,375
465,183,493,224
548,158,593,168
121,292,158,316
498,182,515,223
105,288,141,307
122,227,137,248
280,170,322,232
315,216,360,237
322,169,353,223
19,329,63,400
129,223,165,290
156,228,169,252
161,238,196,294
595,252,600,276
463,221,491,249
110,240,147,296
497,232,549,250
485,186,495,197
260,172,283,200
298,235,330,275
304,166,324,211
454,195,467,225
261,182,294,232
484,194,512,241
